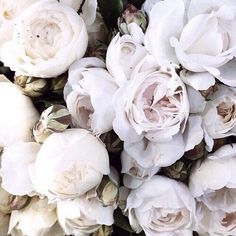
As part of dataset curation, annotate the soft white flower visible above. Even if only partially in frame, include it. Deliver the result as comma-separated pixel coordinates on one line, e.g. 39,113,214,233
189,144,236,235
113,54,189,143
126,175,196,236
171,0,236,74
31,128,110,200
144,0,185,65
64,57,118,135
60,0,97,25
106,33,147,86
0,0,88,78
0,0,39,23
0,142,40,195
0,213,9,236
0,77,39,147
121,150,160,189
201,85,236,151
57,194,114,235
8,197,63,236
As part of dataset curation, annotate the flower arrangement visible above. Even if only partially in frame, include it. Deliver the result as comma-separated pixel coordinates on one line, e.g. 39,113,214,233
0,0,236,235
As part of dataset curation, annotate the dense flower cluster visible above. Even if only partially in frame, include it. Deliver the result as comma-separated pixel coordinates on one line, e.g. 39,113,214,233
0,0,236,235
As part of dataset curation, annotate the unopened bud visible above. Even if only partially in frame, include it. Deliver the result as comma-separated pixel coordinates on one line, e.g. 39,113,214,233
33,105,71,143
14,75,48,97
118,4,147,34
162,160,188,182
97,176,119,206
49,74,67,95
184,141,206,161
92,225,113,236
0,186,29,214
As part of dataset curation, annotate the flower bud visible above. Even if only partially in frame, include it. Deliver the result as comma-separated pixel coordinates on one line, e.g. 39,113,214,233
100,130,123,155
14,75,48,97
118,4,147,34
49,73,67,95
92,225,113,236
33,105,71,143
97,176,119,206
162,160,188,182
0,185,29,214
184,141,206,161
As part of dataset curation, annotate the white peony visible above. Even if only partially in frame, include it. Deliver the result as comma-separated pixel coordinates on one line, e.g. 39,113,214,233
57,194,114,235
31,128,110,200
0,142,41,196
8,197,63,236
106,33,147,87
125,175,195,236
64,57,118,136
189,144,236,235
0,77,39,147
0,0,88,78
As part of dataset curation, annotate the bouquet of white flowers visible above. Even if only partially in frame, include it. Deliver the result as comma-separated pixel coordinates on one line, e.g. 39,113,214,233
0,0,236,235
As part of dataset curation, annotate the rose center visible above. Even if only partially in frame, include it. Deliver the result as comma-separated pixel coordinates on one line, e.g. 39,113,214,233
216,101,236,123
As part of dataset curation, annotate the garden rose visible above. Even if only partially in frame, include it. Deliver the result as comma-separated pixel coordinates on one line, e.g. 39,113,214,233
189,144,236,235
57,194,114,235
113,54,189,143
0,0,88,78
201,85,236,151
0,142,41,195
64,57,118,135
126,175,195,236
31,129,110,200
106,33,147,86
121,150,160,189
0,77,39,147
8,197,63,236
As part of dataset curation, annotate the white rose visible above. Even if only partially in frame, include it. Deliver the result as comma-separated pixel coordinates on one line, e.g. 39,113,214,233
31,128,110,200
0,213,9,236
64,57,118,136
113,54,189,143
0,0,39,23
201,85,236,151
126,175,195,236
121,150,160,189
60,0,97,25
106,33,147,86
0,77,39,147
0,0,88,78
171,0,236,86
57,195,114,235
8,197,62,236
0,142,41,195
189,144,236,235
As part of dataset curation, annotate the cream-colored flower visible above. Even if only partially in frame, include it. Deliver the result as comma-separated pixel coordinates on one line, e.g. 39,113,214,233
0,77,39,147
0,142,41,195
64,57,118,136
8,197,63,236
125,175,195,236
0,0,88,78
189,144,236,235
31,129,110,200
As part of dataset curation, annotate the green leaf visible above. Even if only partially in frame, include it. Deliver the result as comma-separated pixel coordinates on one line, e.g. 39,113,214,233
114,209,134,233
